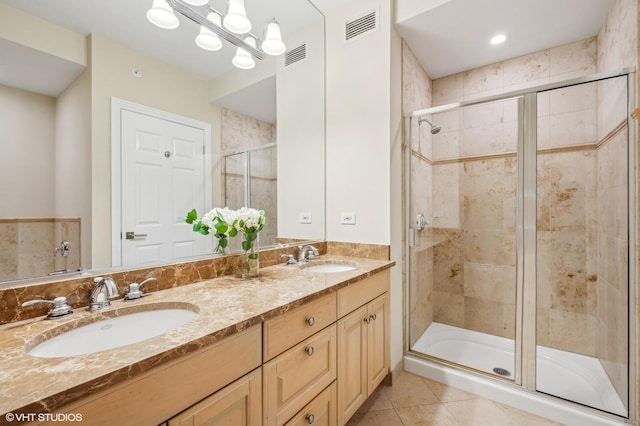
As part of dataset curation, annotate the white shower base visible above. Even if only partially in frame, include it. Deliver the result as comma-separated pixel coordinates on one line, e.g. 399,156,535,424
409,322,627,422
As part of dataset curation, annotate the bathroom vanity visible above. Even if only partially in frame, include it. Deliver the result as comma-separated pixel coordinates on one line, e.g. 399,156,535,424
0,256,393,425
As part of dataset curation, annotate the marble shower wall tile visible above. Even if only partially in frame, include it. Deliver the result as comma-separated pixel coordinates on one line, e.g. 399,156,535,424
432,37,596,106
0,219,81,282
220,108,277,246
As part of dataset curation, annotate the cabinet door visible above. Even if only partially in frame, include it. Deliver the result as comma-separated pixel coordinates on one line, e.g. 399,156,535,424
264,325,337,426
337,305,368,425
285,382,337,426
367,293,390,395
168,368,261,426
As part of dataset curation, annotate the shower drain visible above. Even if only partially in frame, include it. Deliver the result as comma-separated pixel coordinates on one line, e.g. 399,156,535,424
492,367,511,377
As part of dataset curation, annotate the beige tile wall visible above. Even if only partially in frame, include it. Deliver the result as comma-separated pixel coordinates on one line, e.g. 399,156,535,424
220,108,277,248
405,1,636,409
0,218,81,281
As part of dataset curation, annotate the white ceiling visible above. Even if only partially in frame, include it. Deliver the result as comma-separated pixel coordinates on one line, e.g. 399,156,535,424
396,0,613,79
0,0,614,112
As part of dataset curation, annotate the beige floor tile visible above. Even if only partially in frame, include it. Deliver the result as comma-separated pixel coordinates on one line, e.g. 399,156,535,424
495,401,566,425
422,377,479,403
383,371,440,408
356,385,394,412
396,403,463,426
444,399,511,426
346,408,404,426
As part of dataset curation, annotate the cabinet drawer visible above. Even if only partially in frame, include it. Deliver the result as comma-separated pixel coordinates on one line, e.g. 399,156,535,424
264,324,337,426
285,382,337,426
168,368,262,426
337,270,389,317
264,293,336,361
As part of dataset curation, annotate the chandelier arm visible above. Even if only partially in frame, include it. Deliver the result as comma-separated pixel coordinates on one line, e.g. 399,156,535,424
168,0,265,60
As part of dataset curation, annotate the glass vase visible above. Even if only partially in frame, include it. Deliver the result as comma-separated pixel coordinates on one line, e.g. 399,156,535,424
213,234,226,255
241,233,259,278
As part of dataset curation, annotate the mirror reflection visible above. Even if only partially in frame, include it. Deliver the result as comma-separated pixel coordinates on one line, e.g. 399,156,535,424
0,0,325,284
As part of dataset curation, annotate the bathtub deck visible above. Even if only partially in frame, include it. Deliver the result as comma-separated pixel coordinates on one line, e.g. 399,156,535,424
411,322,627,417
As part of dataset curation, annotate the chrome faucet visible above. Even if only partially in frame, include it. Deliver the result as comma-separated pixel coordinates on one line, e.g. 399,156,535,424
21,296,73,319
88,277,119,311
124,277,157,301
298,245,319,262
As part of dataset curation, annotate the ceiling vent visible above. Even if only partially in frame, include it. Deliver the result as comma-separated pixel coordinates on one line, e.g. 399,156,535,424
285,43,307,67
345,9,378,43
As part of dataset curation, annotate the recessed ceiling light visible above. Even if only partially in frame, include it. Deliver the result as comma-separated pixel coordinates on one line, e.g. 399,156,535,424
490,34,507,45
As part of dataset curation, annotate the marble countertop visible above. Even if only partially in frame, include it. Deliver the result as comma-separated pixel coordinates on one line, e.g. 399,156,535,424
0,255,394,416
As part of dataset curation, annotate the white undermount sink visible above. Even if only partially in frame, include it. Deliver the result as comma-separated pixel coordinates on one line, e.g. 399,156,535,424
302,262,356,273
26,304,198,358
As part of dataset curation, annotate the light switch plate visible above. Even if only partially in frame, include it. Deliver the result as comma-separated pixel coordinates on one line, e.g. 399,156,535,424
299,212,312,224
340,212,356,225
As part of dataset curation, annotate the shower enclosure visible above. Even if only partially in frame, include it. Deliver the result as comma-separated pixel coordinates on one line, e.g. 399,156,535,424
223,143,277,247
405,70,634,420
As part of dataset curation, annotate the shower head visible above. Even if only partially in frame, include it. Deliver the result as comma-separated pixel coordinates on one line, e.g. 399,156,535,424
418,117,441,134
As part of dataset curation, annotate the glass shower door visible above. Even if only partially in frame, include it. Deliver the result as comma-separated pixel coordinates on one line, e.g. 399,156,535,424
535,75,630,417
407,96,521,380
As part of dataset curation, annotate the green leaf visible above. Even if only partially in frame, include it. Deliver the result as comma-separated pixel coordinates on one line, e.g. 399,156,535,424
248,253,258,260
229,228,238,237
219,238,228,248
185,209,198,224
241,240,251,251
246,232,257,242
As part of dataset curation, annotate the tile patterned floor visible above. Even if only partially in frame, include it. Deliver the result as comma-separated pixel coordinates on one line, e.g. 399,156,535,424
346,371,565,425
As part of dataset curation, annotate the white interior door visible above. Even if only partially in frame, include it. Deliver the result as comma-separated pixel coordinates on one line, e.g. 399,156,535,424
120,109,210,266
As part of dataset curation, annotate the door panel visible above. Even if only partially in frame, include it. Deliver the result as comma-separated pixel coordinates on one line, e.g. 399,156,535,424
121,110,209,266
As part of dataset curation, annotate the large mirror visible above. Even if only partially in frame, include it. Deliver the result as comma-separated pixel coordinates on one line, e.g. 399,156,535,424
0,0,325,284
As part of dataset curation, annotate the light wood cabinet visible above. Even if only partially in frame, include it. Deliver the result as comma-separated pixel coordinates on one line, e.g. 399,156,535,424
336,271,390,425
285,382,337,426
263,325,337,426
48,325,262,426
264,294,337,362
168,368,262,426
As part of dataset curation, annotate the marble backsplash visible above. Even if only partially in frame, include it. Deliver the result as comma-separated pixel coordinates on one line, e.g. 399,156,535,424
0,241,390,326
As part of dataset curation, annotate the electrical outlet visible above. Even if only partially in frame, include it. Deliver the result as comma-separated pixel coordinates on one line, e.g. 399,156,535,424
299,212,312,224
340,212,356,225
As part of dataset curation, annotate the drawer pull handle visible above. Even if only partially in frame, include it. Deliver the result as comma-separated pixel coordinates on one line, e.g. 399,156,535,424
305,346,314,356
370,313,377,321
306,316,315,326
364,317,371,324
306,414,315,424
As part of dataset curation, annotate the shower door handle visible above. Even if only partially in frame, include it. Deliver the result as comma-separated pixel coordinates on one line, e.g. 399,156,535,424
416,213,428,231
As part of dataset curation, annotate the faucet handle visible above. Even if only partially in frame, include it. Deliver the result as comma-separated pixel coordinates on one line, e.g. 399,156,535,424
280,254,297,265
124,277,157,301
21,296,73,319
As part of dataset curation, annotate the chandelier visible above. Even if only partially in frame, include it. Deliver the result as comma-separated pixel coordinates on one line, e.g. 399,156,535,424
146,0,287,70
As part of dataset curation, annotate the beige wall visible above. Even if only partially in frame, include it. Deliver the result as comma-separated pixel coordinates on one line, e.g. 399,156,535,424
277,19,325,241
0,84,56,217
55,69,91,268
89,34,221,268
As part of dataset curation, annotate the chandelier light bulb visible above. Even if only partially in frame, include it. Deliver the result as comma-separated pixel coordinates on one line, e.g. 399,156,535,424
196,12,223,51
223,0,252,34
183,0,209,5
261,19,286,56
232,36,256,69
147,0,180,29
